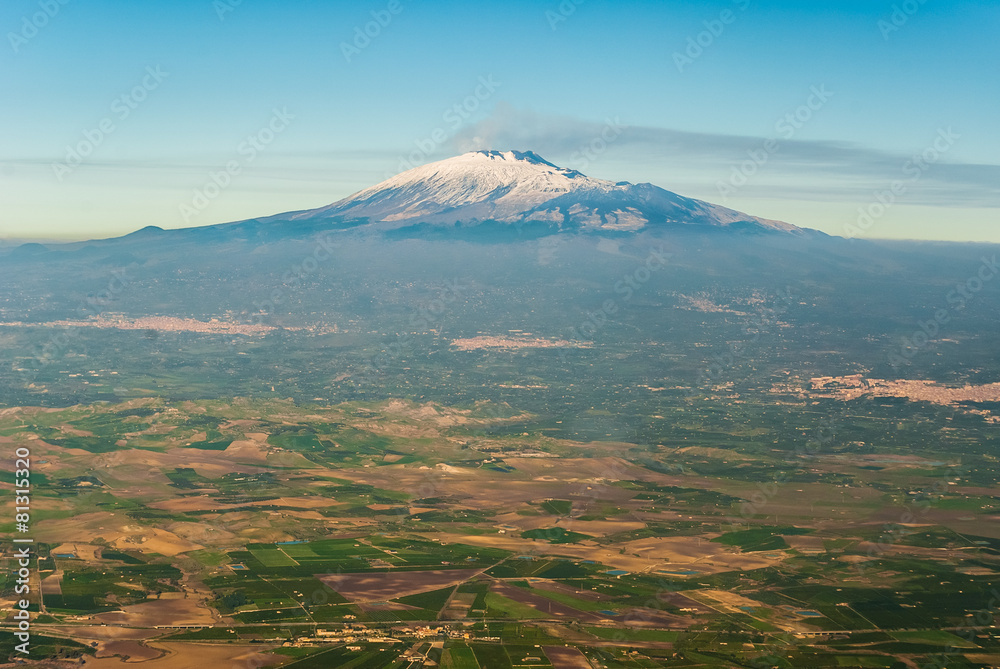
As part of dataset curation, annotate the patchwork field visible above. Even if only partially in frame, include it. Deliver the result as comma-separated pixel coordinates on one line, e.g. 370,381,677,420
319,568,482,603
2,396,999,667
78,642,285,668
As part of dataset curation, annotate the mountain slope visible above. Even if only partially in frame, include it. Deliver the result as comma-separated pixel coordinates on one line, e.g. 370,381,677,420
2,150,810,259
273,150,805,234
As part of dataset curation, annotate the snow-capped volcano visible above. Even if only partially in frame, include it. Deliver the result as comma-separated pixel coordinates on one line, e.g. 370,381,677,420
280,150,803,234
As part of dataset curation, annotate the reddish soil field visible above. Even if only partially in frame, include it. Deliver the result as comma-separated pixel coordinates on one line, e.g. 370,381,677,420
544,645,594,669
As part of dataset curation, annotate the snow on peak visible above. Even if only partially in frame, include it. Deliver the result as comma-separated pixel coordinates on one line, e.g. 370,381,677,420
292,150,801,234
358,150,595,200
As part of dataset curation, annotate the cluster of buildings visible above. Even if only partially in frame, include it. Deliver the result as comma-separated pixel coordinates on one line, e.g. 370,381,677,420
289,623,496,646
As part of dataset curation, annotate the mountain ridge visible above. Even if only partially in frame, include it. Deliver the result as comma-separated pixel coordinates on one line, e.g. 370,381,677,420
272,149,807,235
3,150,817,254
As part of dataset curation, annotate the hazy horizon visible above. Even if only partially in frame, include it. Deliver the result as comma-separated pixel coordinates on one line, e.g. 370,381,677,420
2,146,998,246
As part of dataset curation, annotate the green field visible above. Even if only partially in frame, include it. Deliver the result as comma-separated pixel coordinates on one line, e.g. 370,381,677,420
485,593,548,620
444,645,481,669
248,546,299,567
4,389,1000,667
539,499,573,515
521,527,594,544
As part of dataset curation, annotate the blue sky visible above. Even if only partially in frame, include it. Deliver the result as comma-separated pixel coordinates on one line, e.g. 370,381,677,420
1,0,997,241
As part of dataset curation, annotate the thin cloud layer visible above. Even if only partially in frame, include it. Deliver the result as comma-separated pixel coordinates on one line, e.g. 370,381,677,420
445,104,1000,209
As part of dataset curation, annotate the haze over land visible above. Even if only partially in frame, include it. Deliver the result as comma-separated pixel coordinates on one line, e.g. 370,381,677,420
1,148,998,667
